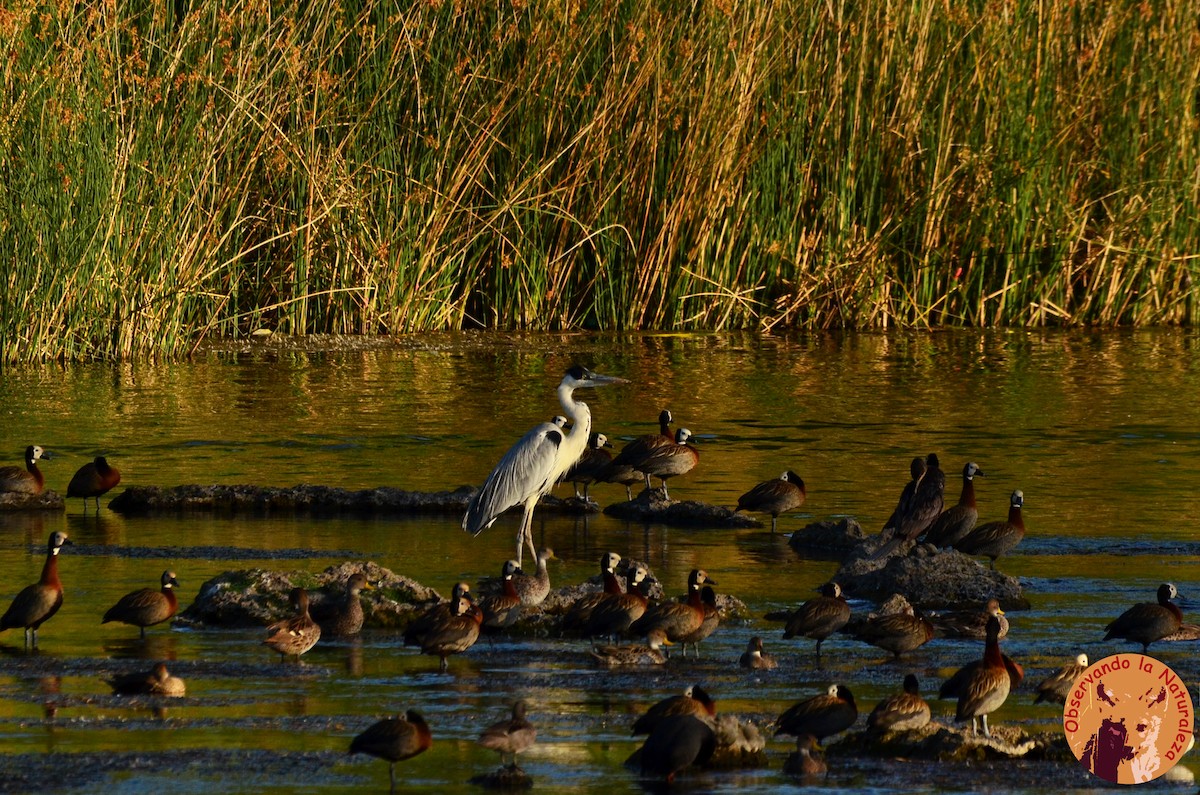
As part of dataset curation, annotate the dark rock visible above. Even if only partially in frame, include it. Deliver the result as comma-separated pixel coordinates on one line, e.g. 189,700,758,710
828,720,1059,761
0,490,64,512
624,715,767,770
468,765,534,789
602,488,759,528
834,547,1028,611
787,518,866,559
175,562,439,629
108,484,597,517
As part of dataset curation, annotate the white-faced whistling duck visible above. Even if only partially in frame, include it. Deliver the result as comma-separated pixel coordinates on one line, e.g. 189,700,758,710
591,628,670,666
604,409,674,496
631,685,717,736
479,560,523,634
923,461,984,548
106,661,186,697
310,573,374,638
775,684,857,741
872,453,944,560
1034,653,1089,704
102,570,180,639
1103,582,1183,651
0,445,51,495
559,432,613,502
853,605,934,660
67,455,122,512
263,588,321,662
930,597,1008,640
478,700,537,769
419,593,482,672
867,674,931,732
575,562,650,640
0,531,72,649
736,470,807,533
676,585,720,655
880,456,925,532
632,428,699,500
783,582,851,657
739,636,778,670
560,552,624,635
462,366,626,567
403,582,471,647
511,548,555,606
630,568,715,646
782,734,827,777
350,709,433,794
951,615,1011,736
638,712,717,785
954,489,1026,568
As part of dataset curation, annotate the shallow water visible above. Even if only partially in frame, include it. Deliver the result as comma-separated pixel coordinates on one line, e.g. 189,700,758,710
0,330,1198,793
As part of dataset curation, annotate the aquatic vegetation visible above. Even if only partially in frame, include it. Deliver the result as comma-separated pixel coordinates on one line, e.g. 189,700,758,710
2,0,1197,361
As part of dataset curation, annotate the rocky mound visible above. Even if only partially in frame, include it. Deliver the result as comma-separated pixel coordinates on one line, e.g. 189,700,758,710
0,490,65,512
603,488,759,528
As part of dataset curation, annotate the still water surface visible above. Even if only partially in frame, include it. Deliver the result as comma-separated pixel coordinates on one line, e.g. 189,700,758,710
1,330,1198,792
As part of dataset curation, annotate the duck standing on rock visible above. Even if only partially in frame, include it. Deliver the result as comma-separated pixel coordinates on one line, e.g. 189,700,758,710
478,700,537,769
561,552,625,635
263,588,321,662
880,457,925,532
102,570,180,639
950,615,1011,737
1103,583,1182,651
871,453,944,559
67,455,122,511
954,489,1026,568
783,582,851,658
0,445,51,495
310,573,374,638
462,366,626,566
867,674,930,732
602,409,673,498
1,531,72,649
736,470,806,533
924,462,984,548
630,568,715,646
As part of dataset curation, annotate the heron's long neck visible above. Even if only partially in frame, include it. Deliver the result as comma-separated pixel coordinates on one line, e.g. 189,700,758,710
554,384,592,480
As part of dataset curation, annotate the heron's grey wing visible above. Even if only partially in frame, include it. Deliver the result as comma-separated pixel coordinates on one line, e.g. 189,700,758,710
463,423,564,534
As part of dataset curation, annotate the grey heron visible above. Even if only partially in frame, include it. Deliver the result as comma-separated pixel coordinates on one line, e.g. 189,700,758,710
462,365,626,565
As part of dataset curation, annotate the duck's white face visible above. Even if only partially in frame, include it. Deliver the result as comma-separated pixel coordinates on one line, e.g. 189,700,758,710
1076,653,1089,666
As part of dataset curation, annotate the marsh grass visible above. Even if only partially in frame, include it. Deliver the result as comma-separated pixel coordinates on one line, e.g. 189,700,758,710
1,0,1196,360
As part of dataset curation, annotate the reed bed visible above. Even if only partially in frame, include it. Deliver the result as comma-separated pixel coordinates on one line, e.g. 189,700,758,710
1,0,1196,360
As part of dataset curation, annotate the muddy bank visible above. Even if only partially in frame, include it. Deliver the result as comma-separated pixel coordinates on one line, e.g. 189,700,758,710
0,490,64,512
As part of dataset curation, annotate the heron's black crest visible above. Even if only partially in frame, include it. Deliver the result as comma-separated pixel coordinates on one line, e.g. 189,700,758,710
566,365,587,380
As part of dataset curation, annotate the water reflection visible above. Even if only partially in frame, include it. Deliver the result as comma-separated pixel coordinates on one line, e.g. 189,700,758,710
0,331,1197,791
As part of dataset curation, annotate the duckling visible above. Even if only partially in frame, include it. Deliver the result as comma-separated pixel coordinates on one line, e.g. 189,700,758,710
67,455,122,511
102,570,180,639
1103,583,1182,651
776,684,857,741
739,636,778,670
106,661,186,697
783,581,851,657
0,445,50,495
0,531,72,648
350,710,433,794
310,573,373,638
591,628,670,666
478,700,536,769
263,588,321,662
736,470,806,532
867,674,930,732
